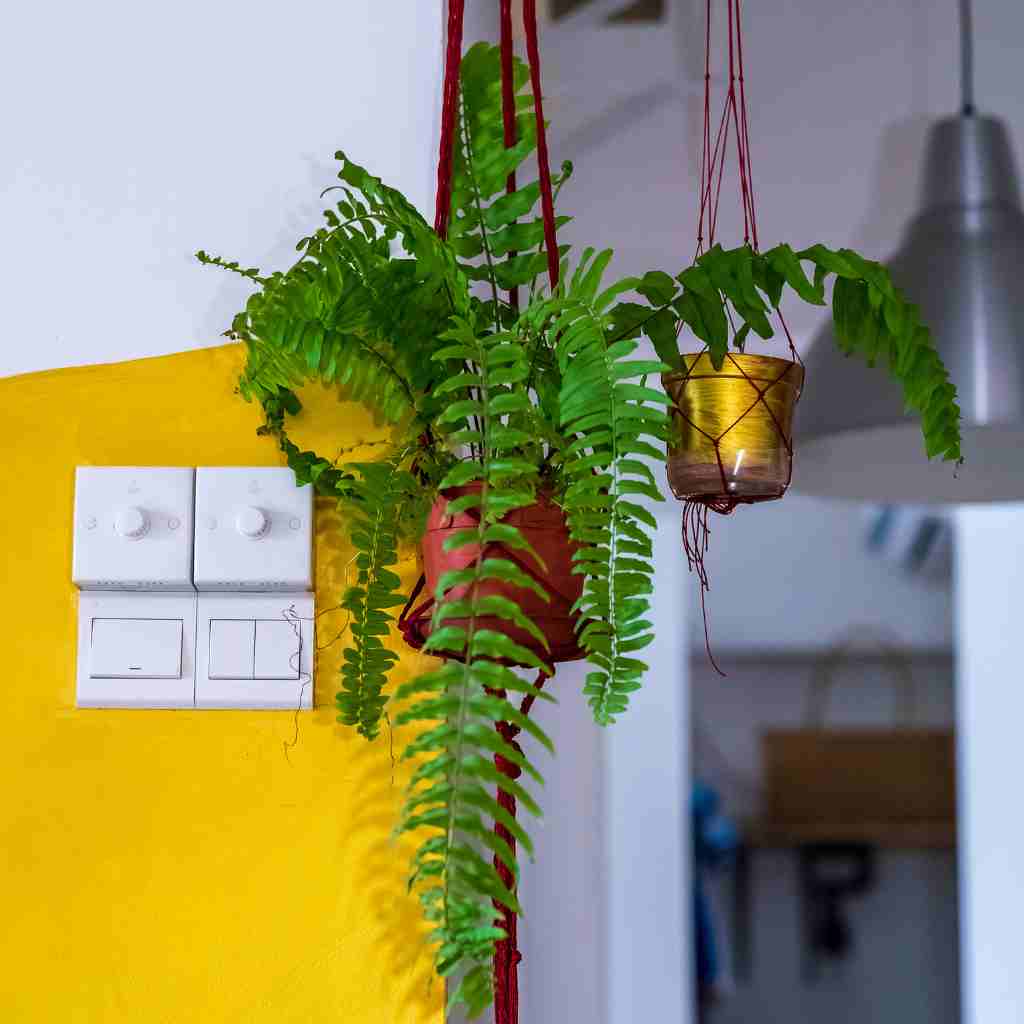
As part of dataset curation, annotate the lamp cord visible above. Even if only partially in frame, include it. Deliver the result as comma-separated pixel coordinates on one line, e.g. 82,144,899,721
959,0,975,116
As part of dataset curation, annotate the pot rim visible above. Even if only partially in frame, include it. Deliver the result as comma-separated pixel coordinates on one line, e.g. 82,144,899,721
663,351,805,392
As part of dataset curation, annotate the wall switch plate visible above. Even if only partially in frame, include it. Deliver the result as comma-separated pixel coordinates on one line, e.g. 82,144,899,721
195,593,314,709
73,465,315,709
72,466,195,590
76,592,197,707
193,467,313,591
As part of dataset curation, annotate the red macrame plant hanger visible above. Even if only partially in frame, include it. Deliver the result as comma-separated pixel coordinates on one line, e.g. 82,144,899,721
675,0,805,672
404,4,565,1021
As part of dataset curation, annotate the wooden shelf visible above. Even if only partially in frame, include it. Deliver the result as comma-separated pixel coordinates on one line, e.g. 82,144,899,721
745,819,957,850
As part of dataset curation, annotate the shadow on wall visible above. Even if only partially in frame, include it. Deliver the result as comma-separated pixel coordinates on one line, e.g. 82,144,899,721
854,115,934,257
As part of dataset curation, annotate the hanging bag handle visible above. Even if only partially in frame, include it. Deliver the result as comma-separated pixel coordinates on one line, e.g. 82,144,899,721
804,625,918,729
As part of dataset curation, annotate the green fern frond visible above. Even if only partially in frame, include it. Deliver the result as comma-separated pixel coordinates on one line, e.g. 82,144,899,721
393,312,554,1018
797,244,961,463
449,42,573,306
202,150,470,426
548,249,670,726
335,456,419,740
195,250,269,285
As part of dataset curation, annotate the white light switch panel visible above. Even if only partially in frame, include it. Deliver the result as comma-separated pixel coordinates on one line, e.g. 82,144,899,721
76,592,197,708
193,467,313,591
73,465,315,710
195,593,314,709
72,466,195,590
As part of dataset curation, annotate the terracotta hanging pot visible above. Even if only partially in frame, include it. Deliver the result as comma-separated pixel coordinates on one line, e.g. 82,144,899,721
402,484,585,664
663,352,804,505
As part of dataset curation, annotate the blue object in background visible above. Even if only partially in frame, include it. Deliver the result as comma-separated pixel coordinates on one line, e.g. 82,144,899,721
693,781,738,998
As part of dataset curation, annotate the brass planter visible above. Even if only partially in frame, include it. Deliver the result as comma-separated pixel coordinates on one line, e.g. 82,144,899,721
663,353,804,503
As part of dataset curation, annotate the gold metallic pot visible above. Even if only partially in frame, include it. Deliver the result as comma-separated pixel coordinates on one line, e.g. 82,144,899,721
663,353,804,503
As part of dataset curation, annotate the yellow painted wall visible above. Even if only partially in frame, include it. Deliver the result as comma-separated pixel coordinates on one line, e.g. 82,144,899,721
0,345,441,1023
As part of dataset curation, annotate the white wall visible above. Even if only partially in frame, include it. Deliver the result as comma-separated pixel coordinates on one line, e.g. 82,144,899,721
604,508,691,1023
0,0,443,378
955,506,1024,1024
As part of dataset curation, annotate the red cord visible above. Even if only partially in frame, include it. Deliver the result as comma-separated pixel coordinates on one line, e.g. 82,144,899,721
696,0,760,253
491,670,549,1024
500,0,520,310
734,0,759,249
522,0,560,292
434,0,466,238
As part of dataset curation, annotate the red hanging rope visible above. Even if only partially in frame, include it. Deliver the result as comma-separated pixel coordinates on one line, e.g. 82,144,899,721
734,0,759,250
434,0,466,238
696,0,761,255
490,669,549,1024
686,0,780,672
500,0,520,310
523,0,560,292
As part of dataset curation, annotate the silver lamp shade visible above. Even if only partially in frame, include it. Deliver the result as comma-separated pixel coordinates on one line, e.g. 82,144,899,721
795,114,1024,503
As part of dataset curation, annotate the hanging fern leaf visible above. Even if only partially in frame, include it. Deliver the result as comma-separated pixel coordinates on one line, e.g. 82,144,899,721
392,312,555,1018
450,42,572,307
547,249,671,726
796,244,962,463
335,457,420,740
199,151,469,427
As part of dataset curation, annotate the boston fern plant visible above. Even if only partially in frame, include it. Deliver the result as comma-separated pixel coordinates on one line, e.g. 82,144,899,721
200,43,670,1015
198,41,961,1018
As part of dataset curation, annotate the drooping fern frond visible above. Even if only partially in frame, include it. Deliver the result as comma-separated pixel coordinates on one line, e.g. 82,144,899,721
392,312,556,1018
449,43,572,307
199,151,469,426
548,249,671,726
335,455,421,740
614,243,962,464
799,244,961,462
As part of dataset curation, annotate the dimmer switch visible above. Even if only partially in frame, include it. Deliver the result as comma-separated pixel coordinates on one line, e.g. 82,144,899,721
72,466,195,590
193,467,313,591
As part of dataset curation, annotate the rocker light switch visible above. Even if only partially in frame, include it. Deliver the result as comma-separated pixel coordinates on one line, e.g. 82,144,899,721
76,592,197,708
195,594,314,709
208,619,255,679
90,618,183,678
255,620,301,680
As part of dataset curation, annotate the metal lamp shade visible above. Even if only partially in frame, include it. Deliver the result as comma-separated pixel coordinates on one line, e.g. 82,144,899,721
795,115,1024,503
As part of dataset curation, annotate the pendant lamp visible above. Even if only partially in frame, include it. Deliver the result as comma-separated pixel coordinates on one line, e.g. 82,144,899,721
794,0,1024,502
